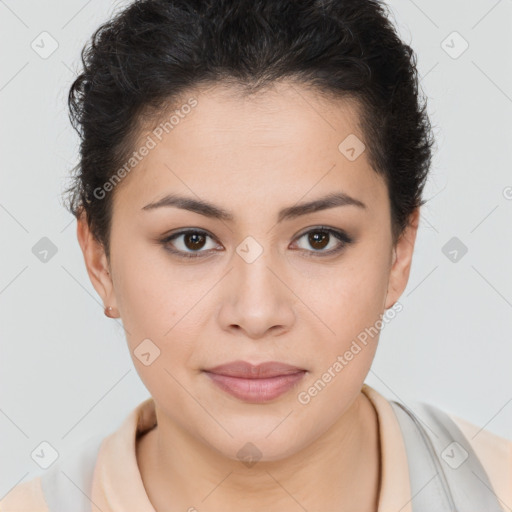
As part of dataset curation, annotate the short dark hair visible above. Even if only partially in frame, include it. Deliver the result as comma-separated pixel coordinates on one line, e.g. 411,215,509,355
64,0,434,261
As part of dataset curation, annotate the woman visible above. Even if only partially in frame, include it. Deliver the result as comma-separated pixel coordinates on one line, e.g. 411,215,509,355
1,0,510,511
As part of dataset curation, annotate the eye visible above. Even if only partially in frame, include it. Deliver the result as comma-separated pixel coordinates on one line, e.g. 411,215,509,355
160,226,353,260
291,227,353,257
160,229,221,259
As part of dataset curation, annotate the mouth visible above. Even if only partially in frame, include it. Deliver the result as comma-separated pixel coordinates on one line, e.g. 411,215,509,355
202,360,307,403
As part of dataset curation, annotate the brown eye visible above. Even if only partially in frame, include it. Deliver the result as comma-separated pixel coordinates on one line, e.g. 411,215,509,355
161,229,220,258
293,227,353,256
183,232,207,250
308,230,330,250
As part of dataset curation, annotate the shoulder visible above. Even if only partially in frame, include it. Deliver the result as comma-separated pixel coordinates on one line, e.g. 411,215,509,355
0,433,105,512
449,412,512,506
0,475,49,511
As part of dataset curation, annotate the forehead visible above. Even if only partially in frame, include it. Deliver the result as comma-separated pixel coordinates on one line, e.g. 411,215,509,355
112,81,387,217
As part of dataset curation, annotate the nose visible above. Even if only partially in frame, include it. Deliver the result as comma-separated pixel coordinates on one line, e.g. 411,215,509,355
216,247,296,340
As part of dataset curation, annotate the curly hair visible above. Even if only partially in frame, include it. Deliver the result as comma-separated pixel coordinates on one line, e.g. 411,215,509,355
64,0,434,261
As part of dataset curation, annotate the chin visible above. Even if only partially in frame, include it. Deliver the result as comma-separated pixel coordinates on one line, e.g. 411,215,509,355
199,419,310,465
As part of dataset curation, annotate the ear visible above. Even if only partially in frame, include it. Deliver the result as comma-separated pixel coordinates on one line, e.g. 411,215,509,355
384,207,420,310
76,210,118,312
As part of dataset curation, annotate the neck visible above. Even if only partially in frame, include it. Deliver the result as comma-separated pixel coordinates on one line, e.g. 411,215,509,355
137,391,381,512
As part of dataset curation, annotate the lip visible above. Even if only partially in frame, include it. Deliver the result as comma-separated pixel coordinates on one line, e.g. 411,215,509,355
203,360,307,403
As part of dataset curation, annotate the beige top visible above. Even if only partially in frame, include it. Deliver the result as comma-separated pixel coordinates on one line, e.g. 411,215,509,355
1,384,510,511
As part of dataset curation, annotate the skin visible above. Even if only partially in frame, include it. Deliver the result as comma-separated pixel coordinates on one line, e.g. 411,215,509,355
77,80,419,512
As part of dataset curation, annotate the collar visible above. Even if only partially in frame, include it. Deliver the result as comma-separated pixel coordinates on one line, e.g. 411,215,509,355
91,383,412,512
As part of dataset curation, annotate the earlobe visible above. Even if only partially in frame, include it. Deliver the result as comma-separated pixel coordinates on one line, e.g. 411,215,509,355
384,207,420,310
76,211,118,314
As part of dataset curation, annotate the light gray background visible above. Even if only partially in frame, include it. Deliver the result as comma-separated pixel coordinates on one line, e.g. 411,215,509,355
1,0,511,495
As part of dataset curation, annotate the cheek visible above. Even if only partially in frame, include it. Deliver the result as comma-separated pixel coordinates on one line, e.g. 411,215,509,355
111,263,187,391
116,274,196,406
115,271,177,337
294,262,388,418
110,244,206,376
111,236,182,329
312,255,390,342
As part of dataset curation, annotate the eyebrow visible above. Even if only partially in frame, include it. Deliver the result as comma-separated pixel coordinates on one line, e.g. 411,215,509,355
142,191,366,223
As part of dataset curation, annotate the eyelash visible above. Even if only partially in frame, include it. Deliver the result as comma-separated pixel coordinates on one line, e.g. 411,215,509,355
159,227,353,260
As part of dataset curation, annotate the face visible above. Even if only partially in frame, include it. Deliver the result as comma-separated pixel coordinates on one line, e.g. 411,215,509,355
78,81,418,462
